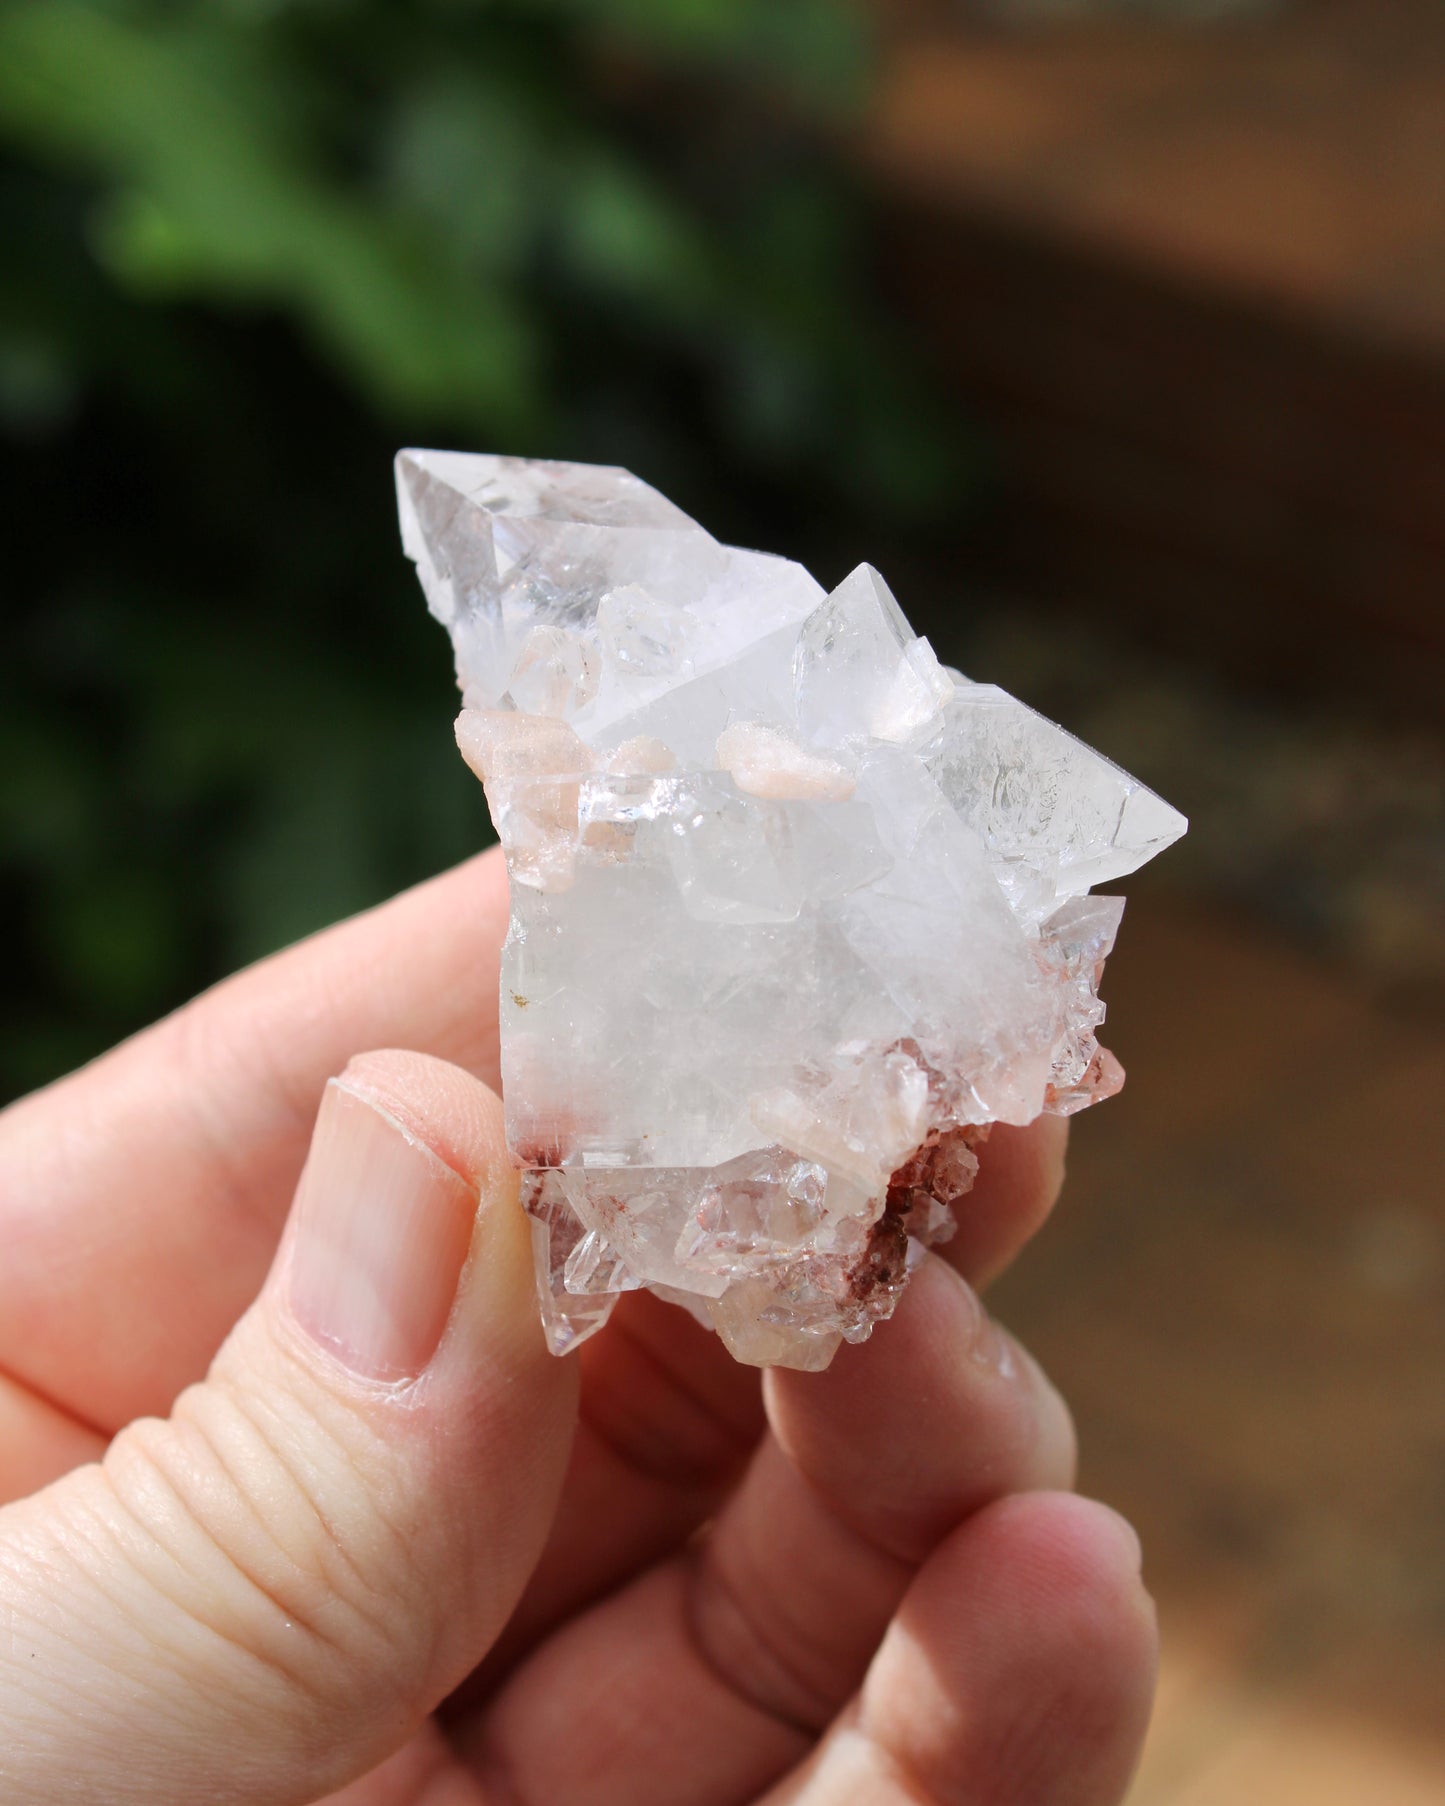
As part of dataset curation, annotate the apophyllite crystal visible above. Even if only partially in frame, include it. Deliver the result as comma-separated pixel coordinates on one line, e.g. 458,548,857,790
397,450,1186,1370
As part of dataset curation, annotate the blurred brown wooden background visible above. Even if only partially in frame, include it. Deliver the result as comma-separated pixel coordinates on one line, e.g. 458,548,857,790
869,0,1445,718
863,3,1445,1799
996,896,1445,1805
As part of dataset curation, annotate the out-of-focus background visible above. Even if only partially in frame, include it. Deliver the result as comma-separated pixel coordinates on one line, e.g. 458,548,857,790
2,2,1441,1798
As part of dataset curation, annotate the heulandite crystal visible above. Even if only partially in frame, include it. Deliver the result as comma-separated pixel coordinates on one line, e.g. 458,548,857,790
397,450,1186,1369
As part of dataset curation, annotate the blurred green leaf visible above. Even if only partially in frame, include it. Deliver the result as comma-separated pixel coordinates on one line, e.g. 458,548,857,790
480,0,867,105
558,151,716,316
0,710,95,866
0,0,967,1103
380,70,542,275
0,2,540,425
41,863,184,1015
0,331,79,433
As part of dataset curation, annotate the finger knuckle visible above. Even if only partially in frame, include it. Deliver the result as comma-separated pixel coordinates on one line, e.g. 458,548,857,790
99,1380,410,1714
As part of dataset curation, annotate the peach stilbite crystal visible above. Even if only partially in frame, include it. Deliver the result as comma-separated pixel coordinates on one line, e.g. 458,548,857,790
398,450,1187,1369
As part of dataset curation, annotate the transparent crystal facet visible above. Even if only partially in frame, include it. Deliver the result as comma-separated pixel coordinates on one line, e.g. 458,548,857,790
400,450,1187,1368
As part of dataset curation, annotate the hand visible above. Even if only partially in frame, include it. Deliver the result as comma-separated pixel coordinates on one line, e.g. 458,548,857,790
0,848,1156,1805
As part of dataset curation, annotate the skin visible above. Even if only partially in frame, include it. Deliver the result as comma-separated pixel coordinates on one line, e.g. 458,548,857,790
0,847,1157,1805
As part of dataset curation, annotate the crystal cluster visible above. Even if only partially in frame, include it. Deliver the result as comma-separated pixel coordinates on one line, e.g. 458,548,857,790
397,450,1186,1369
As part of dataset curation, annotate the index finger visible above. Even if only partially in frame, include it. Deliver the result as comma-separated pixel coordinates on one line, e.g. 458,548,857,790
0,840,1069,1441
0,849,509,1432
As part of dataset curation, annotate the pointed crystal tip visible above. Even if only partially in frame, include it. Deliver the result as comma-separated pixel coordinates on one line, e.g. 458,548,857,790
398,451,1188,1368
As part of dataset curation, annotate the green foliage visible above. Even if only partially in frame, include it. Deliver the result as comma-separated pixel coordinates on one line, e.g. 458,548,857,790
0,0,885,450
0,0,963,1101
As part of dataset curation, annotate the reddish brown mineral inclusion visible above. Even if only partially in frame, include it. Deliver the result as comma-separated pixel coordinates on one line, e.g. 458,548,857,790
399,450,1186,1369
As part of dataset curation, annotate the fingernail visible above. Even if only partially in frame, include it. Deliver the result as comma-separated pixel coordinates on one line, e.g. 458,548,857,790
287,1078,477,1381
929,1259,1017,1379
971,1309,1019,1380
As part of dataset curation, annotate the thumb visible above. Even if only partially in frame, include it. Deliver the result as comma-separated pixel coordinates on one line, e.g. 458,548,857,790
0,1051,577,1806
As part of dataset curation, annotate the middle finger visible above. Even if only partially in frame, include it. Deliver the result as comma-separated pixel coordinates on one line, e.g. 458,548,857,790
454,1255,1075,1806
456,1111,1068,1695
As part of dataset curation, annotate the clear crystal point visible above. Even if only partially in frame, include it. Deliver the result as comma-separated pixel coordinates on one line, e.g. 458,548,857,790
399,451,1187,1369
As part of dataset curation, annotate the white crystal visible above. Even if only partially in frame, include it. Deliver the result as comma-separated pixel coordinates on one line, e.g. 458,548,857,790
503,624,600,718
924,680,1187,919
399,450,1187,1368
794,563,954,747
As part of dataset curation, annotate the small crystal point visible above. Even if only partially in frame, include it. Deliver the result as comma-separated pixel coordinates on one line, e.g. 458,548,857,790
399,451,1187,1368
925,681,1186,916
